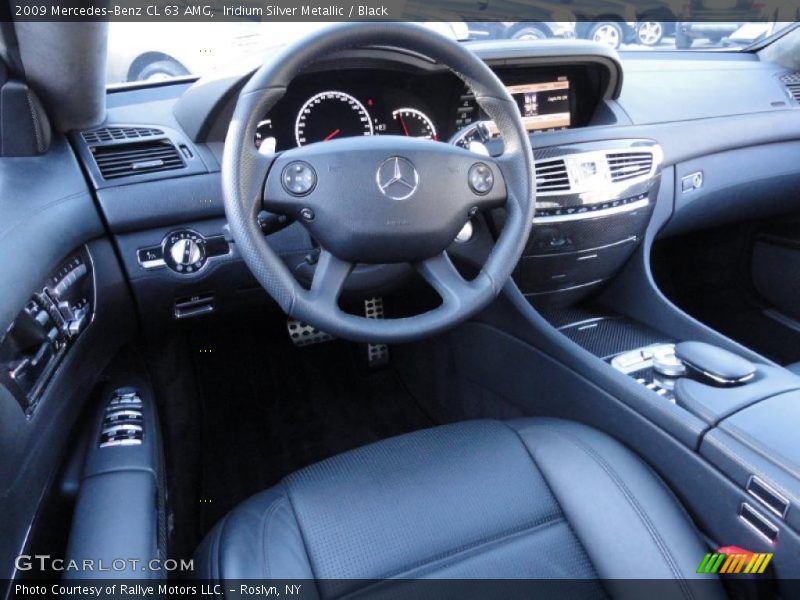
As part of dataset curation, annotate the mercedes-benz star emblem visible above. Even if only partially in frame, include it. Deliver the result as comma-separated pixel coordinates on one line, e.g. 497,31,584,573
376,157,419,200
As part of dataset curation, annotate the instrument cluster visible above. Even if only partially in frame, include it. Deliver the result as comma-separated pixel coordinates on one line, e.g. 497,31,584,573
248,67,583,153
253,72,448,153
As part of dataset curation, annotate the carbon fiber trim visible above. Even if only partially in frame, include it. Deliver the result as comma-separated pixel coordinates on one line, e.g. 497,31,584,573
559,317,670,360
537,305,615,329
515,237,638,295
525,204,653,257
524,279,607,310
534,197,649,223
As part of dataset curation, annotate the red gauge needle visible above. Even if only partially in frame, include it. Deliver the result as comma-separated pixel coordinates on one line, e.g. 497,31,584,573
398,115,410,136
323,128,341,141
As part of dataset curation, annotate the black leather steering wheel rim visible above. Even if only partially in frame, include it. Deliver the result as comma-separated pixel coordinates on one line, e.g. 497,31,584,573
223,22,535,343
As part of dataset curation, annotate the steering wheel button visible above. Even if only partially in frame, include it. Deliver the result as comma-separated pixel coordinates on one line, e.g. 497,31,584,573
281,161,316,196
468,163,494,195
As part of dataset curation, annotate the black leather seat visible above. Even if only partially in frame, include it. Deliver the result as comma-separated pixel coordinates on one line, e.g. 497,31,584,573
196,418,723,593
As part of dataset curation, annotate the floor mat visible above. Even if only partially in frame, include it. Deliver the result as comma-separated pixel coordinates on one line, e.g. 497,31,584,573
190,315,434,533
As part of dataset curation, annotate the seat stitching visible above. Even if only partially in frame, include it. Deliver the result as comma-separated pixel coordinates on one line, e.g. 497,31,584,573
502,422,607,586
260,496,286,579
283,482,322,591
380,511,563,579
342,513,565,597
534,425,695,600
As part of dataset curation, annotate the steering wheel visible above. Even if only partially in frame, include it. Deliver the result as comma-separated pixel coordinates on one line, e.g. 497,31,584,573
223,23,535,343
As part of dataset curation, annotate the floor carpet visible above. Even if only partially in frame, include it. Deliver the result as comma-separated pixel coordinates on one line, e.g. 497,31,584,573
189,315,434,533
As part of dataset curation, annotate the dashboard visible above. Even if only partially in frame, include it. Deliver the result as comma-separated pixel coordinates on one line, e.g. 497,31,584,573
247,64,600,153
72,43,800,338
21,39,795,338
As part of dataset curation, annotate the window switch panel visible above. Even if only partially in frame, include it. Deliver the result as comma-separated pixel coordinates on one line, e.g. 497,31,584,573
99,388,144,447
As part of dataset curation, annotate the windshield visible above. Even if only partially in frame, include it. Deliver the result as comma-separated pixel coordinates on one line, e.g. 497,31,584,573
106,21,796,86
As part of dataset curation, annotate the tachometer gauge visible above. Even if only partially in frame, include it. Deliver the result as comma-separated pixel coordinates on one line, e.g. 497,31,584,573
295,91,373,146
392,108,437,140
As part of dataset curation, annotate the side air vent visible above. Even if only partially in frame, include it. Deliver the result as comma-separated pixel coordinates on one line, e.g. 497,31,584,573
781,72,800,102
82,126,164,144
607,152,654,182
91,140,185,180
535,158,570,193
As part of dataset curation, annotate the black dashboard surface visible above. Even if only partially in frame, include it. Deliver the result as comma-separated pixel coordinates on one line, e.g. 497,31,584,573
618,51,792,124
93,41,800,239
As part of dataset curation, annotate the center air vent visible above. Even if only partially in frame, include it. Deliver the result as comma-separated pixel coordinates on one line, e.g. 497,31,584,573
533,144,661,196
82,126,164,144
781,73,800,102
91,139,185,180
535,158,570,193
607,152,654,182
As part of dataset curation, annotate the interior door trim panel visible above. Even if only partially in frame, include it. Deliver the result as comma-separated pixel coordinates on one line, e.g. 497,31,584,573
0,239,135,582
0,136,104,335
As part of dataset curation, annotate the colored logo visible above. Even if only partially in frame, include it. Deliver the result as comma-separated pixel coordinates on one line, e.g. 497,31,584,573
697,551,772,575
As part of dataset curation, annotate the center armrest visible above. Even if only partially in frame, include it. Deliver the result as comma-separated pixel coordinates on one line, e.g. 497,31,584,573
674,364,800,425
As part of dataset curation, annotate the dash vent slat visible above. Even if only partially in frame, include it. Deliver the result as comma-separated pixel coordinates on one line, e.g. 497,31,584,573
91,140,185,180
781,73,800,102
82,126,164,144
535,158,570,193
607,152,653,182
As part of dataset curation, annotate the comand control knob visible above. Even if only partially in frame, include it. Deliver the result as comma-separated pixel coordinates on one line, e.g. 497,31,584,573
163,230,207,273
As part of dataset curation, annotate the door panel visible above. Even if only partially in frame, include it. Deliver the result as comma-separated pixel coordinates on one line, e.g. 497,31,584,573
0,132,136,584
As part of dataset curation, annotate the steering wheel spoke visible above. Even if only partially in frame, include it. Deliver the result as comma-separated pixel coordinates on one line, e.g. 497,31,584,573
309,249,354,308
415,252,472,307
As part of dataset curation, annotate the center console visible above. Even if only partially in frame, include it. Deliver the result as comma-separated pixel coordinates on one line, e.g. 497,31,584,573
505,139,662,307
542,305,800,550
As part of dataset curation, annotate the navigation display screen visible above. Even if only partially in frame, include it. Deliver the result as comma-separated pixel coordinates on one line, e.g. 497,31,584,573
506,78,571,132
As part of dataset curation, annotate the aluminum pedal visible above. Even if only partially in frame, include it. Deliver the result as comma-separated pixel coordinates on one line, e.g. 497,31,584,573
287,319,333,347
364,297,389,367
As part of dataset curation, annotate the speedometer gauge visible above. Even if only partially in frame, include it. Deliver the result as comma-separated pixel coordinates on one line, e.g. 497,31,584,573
392,108,437,140
295,91,373,146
